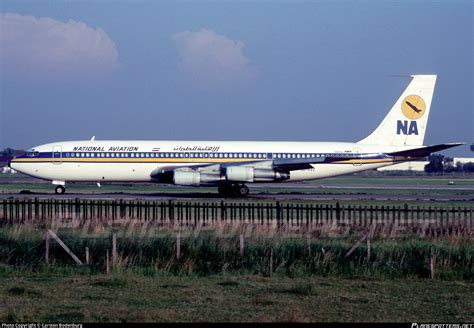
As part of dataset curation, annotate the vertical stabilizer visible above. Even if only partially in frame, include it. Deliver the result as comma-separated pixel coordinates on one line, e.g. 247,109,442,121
358,75,437,146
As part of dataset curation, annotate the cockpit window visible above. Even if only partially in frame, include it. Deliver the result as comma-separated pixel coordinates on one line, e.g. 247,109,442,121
26,151,39,157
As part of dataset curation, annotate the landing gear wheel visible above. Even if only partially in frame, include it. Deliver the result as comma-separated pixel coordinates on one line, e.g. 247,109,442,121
218,184,249,197
55,185,66,194
235,184,249,197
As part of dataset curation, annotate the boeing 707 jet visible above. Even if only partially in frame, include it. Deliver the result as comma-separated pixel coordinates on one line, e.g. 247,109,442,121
9,75,463,196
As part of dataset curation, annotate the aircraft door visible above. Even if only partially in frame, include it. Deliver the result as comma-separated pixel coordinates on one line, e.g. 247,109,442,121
353,147,362,166
52,145,62,165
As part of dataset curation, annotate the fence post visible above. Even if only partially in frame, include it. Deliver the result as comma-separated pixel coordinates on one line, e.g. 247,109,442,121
307,234,311,256
239,234,245,258
269,248,273,277
275,202,281,226
106,249,110,274
403,203,408,225
367,237,371,266
45,231,50,264
168,200,174,223
429,246,435,280
220,201,227,222
85,247,90,265
75,198,80,221
112,232,117,268
176,232,181,260
47,230,83,265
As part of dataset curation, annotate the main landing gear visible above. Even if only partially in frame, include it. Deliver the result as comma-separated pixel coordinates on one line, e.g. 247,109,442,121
218,184,250,197
54,185,66,194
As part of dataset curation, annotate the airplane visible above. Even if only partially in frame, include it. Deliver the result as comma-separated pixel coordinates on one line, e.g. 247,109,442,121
9,75,463,196
406,101,423,114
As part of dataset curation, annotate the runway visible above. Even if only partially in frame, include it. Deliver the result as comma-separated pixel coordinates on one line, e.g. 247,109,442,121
0,186,472,202
1,175,473,202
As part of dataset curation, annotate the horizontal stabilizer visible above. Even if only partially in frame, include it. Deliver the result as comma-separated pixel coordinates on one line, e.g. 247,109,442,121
386,142,464,158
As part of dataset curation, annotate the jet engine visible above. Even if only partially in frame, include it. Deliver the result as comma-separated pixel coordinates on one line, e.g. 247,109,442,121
225,166,289,182
172,170,221,186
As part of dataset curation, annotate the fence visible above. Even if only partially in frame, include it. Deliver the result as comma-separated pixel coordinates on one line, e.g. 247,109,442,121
0,198,473,229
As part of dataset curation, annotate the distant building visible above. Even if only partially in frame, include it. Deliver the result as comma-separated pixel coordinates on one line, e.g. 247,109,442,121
377,161,429,172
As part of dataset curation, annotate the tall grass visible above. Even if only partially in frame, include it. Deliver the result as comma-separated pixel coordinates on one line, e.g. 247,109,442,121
0,224,472,279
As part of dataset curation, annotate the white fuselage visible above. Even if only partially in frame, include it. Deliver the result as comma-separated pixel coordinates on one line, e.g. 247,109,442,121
10,140,409,184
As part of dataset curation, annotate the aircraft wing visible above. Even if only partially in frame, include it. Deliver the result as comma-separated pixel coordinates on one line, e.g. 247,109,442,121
271,156,326,171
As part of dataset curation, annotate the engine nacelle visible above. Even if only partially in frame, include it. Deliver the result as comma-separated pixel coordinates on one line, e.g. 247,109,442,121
225,166,254,182
173,170,222,186
225,167,289,182
254,169,289,182
173,171,201,186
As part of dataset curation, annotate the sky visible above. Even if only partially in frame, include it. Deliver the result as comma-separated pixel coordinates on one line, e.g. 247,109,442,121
1,0,473,157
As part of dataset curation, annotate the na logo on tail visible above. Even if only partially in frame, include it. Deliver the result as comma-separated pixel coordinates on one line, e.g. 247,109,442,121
397,94,426,135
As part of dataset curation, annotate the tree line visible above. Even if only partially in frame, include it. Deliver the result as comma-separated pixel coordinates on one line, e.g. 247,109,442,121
425,154,474,173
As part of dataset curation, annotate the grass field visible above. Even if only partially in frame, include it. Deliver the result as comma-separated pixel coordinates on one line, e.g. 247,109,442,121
1,224,472,278
0,271,472,322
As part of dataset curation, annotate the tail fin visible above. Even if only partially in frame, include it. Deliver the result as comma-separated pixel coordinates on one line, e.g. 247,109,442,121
358,75,437,146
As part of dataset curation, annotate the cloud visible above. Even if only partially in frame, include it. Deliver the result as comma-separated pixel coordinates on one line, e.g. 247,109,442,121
172,29,257,85
0,13,119,80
